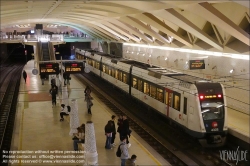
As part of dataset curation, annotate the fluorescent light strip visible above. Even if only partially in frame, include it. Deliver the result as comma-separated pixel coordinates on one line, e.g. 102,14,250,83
123,43,249,60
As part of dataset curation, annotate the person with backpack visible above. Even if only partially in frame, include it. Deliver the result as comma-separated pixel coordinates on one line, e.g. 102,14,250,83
116,137,129,166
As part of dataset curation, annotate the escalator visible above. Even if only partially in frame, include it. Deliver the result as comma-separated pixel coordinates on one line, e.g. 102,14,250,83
42,42,50,61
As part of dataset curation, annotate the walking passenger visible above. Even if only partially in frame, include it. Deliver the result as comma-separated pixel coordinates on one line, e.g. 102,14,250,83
110,115,116,146
104,120,113,149
51,76,56,88
85,92,93,114
120,137,129,166
23,70,27,83
125,154,137,166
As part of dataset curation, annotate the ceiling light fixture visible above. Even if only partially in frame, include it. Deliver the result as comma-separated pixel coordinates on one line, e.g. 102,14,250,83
123,43,249,60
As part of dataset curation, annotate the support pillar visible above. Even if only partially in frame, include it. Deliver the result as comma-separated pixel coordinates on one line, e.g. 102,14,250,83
85,121,98,166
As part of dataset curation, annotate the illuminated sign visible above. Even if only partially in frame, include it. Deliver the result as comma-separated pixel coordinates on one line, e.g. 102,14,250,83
204,95,217,98
39,63,59,75
200,94,222,99
189,60,205,70
65,62,83,74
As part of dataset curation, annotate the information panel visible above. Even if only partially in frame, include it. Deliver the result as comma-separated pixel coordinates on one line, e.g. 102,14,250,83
39,63,59,75
65,62,83,74
189,60,205,70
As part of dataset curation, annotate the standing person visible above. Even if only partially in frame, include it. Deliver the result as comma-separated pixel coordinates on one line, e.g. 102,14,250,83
66,74,71,85
85,92,93,114
73,127,85,151
40,74,45,85
121,115,131,148
84,86,91,95
104,120,113,149
51,76,56,88
120,137,129,166
50,85,57,107
117,115,123,141
23,70,27,83
110,115,116,146
125,154,137,166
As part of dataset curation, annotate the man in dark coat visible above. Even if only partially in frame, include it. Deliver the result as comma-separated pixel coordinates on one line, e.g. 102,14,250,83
23,70,27,83
121,115,131,147
50,85,57,107
110,115,116,146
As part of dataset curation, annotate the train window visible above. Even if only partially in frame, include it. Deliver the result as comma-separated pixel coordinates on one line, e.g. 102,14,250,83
201,101,224,120
169,92,173,107
133,77,138,89
96,62,100,69
138,79,143,92
92,61,96,68
111,68,115,77
183,97,187,114
105,65,109,74
87,59,91,66
106,66,111,75
157,88,164,103
173,92,181,111
115,70,119,79
123,73,128,84
102,65,106,73
143,82,150,95
150,85,156,98
119,71,123,81
165,91,169,105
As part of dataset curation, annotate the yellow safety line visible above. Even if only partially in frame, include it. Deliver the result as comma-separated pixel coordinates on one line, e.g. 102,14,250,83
18,108,24,166
18,92,28,166
131,136,162,166
98,101,162,166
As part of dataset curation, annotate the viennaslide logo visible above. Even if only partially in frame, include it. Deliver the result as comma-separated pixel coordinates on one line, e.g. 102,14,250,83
219,146,248,165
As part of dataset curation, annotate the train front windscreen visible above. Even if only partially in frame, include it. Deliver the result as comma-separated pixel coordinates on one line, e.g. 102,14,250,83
200,100,224,120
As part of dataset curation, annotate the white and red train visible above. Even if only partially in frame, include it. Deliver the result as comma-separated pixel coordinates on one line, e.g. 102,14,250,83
76,48,228,147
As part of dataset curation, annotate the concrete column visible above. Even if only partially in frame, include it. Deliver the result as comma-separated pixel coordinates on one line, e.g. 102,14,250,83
69,99,80,136
85,121,98,166
61,86,68,106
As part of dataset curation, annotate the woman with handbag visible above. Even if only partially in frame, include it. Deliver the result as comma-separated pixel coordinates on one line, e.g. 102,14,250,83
73,127,85,151
85,93,93,115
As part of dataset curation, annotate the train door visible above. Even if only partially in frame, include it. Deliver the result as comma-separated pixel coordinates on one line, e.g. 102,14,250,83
181,97,188,127
165,88,173,117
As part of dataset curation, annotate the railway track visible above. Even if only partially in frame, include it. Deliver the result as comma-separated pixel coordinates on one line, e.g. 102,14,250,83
0,65,23,165
75,72,249,166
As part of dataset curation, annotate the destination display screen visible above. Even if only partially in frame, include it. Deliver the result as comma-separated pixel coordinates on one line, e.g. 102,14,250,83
65,63,83,74
189,60,205,70
39,63,59,74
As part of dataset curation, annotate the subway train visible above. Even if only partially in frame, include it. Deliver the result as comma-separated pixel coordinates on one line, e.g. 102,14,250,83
76,48,228,147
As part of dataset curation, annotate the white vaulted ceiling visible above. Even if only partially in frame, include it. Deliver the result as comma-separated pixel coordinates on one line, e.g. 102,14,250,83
1,0,249,54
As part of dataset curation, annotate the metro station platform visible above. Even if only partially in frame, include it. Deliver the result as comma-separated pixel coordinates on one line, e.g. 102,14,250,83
10,60,170,165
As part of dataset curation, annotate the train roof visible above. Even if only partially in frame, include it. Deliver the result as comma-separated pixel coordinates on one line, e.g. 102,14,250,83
170,75,209,84
82,49,209,84
120,60,158,69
